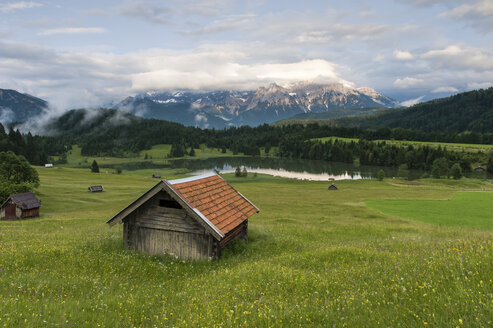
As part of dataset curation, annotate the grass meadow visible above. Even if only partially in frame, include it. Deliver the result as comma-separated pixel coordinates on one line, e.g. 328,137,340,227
1,167,493,327
61,144,276,170
313,137,493,154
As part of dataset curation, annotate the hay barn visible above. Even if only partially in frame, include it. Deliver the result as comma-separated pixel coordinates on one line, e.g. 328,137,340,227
107,173,259,260
328,183,338,190
0,192,41,220
88,185,104,192
474,166,486,172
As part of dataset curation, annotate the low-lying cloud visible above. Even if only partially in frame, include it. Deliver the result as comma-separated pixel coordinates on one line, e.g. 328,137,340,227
38,27,106,36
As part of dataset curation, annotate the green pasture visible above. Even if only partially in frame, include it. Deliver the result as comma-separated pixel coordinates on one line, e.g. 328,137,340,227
367,191,493,231
311,136,359,143
312,136,493,153
1,168,493,327
62,144,274,169
376,140,493,153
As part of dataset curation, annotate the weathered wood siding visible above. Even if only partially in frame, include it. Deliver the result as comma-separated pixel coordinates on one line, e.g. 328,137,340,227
122,190,218,260
21,208,39,219
0,201,39,220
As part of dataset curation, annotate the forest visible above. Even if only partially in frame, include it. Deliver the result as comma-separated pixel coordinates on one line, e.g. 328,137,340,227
3,101,493,177
334,87,493,133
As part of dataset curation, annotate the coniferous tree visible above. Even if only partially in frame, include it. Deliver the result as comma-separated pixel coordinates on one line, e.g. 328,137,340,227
91,160,100,173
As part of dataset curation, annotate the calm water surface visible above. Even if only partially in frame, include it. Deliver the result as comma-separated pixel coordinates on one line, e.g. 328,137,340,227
104,156,488,181
171,157,407,181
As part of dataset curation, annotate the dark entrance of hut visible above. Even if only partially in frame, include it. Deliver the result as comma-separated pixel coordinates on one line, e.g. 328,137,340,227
5,204,16,220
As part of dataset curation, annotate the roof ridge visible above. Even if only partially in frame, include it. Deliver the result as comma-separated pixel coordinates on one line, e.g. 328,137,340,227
167,172,217,185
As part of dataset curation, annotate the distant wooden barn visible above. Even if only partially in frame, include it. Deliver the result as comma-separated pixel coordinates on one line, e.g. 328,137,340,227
107,173,259,260
0,192,41,220
474,166,486,172
88,185,104,192
328,183,338,190
152,174,161,179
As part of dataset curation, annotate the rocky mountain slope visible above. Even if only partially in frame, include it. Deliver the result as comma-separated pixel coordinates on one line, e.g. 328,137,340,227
116,82,399,128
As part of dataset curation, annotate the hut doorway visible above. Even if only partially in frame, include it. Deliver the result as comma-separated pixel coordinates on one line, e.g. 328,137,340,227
5,204,16,220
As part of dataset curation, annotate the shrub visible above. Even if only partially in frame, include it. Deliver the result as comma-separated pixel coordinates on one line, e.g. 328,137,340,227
377,169,385,181
449,163,463,180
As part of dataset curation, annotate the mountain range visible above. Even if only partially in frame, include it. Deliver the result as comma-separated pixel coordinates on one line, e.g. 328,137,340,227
115,82,400,128
0,89,47,125
0,83,399,129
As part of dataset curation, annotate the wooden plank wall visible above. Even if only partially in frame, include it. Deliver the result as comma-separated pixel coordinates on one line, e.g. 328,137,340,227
131,228,214,260
123,190,216,260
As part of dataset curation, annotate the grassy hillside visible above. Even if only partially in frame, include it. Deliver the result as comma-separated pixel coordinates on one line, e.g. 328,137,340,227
1,168,493,327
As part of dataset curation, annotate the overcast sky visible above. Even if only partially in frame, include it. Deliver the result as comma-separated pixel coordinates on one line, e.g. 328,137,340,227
1,0,492,109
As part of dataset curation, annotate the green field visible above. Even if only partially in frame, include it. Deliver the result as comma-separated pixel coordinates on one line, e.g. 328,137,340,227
61,144,275,170
367,192,493,230
312,136,493,153
1,168,493,327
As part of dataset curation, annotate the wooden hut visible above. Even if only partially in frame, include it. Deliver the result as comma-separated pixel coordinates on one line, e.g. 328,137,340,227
328,183,338,190
0,192,41,220
107,172,259,260
474,166,486,172
152,174,161,179
88,185,104,192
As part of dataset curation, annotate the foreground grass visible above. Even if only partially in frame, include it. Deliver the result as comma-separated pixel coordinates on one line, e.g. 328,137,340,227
1,168,493,327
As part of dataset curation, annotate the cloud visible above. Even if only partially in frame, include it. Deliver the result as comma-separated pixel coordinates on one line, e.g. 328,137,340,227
393,49,414,60
421,44,493,70
467,81,493,90
130,57,350,92
38,27,106,36
0,40,351,110
119,2,172,25
441,0,493,31
398,0,462,7
181,14,255,35
394,77,424,88
400,96,424,107
432,86,459,93
0,107,15,125
0,1,42,13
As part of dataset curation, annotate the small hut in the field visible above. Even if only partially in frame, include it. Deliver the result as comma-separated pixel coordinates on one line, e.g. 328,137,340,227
152,174,161,179
328,183,338,190
107,172,259,260
88,185,104,192
0,192,41,220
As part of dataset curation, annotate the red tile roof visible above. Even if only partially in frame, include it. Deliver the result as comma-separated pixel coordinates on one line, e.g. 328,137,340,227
169,174,259,236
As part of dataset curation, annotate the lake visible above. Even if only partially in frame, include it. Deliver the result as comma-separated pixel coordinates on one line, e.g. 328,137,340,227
169,157,410,181
102,156,489,180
